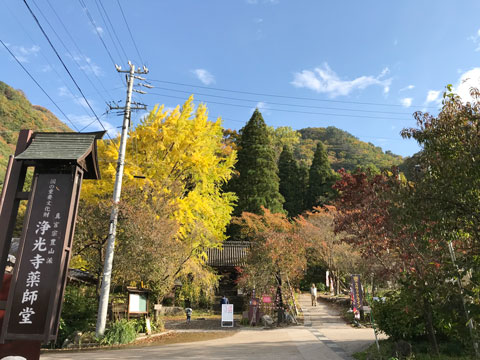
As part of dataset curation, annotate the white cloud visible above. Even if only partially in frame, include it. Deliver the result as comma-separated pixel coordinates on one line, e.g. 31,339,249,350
425,90,441,104
41,65,52,72
69,54,102,76
253,18,264,24
192,69,215,85
253,101,271,115
454,67,480,103
58,86,70,97
74,97,94,108
18,45,40,55
256,101,267,110
400,84,415,92
400,98,412,107
291,63,392,97
9,44,40,63
468,29,480,52
58,86,95,108
90,24,104,36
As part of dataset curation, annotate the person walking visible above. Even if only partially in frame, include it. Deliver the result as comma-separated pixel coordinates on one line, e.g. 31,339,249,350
310,283,317,306
220,295,229,305
185,307,193,323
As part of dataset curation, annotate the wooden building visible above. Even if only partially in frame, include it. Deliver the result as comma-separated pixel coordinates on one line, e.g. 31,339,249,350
206,241,250,313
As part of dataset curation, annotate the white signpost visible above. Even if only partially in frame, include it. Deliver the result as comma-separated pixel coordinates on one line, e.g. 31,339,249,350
221,304,234,327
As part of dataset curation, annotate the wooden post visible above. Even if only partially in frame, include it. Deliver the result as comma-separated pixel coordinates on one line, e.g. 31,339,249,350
0,130,33,292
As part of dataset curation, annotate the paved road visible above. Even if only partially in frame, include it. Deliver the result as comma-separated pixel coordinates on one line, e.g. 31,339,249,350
41,294,382,360
299,294,385,357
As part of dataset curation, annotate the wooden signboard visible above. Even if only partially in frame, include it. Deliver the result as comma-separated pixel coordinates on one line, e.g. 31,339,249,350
127,287,149,319
1,171,82,343
0,130,104,356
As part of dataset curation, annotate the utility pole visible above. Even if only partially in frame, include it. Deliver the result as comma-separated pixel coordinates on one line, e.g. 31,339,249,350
96,61,149,337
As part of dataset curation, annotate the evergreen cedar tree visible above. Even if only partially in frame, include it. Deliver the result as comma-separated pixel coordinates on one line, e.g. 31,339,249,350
278,145,305,217
231,109,284,216
305,141,335,209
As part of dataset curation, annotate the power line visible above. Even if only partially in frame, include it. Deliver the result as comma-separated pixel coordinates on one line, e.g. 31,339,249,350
55,86,124,104
138,105,410,145
1,39,79,132
1,0,95,123
146,93,415,121
95,0,128,63
116,0,144,65
31,0,108,104
150,79,438,109
44,0,118,98
23,0,115,143
77,0,118,71
150,86,414,116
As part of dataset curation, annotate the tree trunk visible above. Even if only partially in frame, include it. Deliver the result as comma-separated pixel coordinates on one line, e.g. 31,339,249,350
275,273,284,325
423,295,439,356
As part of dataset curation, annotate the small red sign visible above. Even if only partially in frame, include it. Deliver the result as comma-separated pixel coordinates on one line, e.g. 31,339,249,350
262,295,272,303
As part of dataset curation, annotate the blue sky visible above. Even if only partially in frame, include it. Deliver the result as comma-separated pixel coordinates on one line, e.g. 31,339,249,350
1,0,480,157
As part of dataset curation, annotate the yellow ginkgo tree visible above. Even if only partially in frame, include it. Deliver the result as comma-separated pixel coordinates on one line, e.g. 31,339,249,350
74,96,237,302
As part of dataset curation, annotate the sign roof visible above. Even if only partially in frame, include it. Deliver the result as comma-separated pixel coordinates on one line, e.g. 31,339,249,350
16,131,105,179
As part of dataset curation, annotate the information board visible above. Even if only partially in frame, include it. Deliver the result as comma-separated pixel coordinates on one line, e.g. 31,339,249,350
221,304,234,327
128,293,147,313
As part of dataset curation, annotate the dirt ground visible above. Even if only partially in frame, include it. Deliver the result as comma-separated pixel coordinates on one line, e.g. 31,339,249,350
131,331,236,347
164,315,242,330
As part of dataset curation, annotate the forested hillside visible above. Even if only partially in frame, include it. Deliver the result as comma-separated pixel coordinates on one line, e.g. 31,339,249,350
0,81,70,186
295,127,403,172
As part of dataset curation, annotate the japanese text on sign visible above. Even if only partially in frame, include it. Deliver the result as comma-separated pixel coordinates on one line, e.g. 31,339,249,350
17,178,62,326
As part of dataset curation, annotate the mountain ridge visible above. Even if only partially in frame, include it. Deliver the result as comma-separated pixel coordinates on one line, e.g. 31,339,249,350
0,80,404,189
294,126,403,172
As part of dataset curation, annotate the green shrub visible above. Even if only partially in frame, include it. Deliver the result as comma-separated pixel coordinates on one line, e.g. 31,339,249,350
154,317,165,332
101,319,137,345
132,317,147,333
316,282,326,292
58,285,97,347
373,291,425,341
162,297,174,306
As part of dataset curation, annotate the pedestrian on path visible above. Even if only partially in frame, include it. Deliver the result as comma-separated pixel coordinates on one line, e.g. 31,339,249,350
220,295,229,305
185,307,193,323
310,283,317,306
